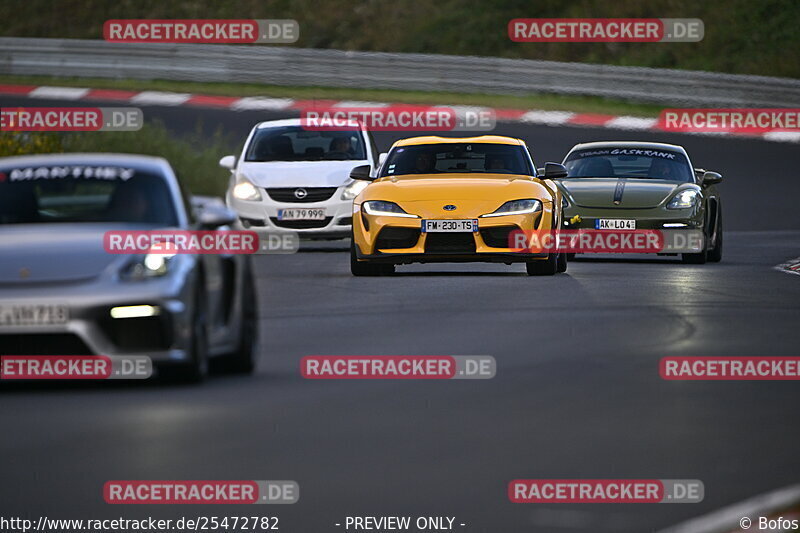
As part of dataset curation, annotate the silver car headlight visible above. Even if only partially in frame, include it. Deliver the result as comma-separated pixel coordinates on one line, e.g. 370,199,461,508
481,199,542,218
341,180,369,200
122,253,176,280
232,180,261,201
667,189,700,209
362,200,418,218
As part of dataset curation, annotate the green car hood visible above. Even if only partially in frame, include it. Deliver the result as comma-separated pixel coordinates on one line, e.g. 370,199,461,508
559,178,682,208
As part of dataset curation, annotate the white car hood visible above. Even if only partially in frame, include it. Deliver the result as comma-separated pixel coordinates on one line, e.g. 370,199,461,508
238,160,368,188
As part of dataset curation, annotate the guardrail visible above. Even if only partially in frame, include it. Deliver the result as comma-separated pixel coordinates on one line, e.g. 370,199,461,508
1,37,799,107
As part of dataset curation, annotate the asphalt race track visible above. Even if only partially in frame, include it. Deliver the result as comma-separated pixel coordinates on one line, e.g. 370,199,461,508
1,96,799,531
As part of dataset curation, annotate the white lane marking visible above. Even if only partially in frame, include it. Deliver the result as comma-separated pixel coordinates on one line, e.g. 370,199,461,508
606,116,659,130
657,484,800,533
449,105,491,114
763,131,800,143
520,110,575,125
231,97,295,111
29,86,90,100
446,105,494,120
684,130,733,136
332,101,389,108
775,257,800,276
130,91,191,106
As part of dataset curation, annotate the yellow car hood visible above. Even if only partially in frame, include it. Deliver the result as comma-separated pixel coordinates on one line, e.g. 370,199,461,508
365,174,553,203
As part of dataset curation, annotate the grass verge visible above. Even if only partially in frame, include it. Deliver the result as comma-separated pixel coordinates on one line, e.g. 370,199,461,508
0,122,231,197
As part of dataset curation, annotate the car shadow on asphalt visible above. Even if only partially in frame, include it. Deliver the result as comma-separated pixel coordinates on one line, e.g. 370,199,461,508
296,247,349,253
570,253,695,264
0,379,168,393
296,239,350,253
0,371,266,393
390,271,531,276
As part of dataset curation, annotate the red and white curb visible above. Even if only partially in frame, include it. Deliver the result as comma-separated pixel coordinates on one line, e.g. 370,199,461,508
657,484,800,533
2,84,799,143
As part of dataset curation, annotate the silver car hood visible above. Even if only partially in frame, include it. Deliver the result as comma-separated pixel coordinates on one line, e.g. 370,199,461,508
0,224,138,284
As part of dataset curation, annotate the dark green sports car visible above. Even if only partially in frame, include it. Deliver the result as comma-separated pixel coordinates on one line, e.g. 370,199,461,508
552,141,722,264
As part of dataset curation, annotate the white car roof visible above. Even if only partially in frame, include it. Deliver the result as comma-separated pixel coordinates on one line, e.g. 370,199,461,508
0,152,171,171
255,118,364,129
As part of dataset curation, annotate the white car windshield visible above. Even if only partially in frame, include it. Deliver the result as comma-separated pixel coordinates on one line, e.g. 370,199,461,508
245,126,367,162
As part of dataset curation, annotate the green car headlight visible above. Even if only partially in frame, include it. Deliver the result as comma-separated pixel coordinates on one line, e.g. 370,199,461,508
667,189,700,209
363,200,418,218
482,199,542,218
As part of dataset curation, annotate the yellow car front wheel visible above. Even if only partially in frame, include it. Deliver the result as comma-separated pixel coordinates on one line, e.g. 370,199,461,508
350,240,395,277
526,253,559,276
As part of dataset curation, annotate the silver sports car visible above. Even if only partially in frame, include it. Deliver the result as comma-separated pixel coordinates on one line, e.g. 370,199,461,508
0,153,257,381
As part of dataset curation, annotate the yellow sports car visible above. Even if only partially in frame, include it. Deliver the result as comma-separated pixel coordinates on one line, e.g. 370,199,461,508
349,135,568,276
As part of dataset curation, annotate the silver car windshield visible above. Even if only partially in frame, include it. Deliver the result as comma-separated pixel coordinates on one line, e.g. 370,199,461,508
0,165,178,225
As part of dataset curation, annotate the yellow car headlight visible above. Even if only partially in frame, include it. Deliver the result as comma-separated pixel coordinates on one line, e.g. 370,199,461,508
363,201,418,218
481,199,542,217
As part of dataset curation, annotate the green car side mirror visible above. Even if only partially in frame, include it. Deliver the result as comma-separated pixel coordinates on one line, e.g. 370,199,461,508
543,162,568,179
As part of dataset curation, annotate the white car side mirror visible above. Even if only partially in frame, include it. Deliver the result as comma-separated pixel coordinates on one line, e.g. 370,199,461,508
219,155,236,171
378,152,388,165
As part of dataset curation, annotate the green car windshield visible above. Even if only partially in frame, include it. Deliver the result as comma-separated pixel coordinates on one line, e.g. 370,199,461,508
564,147,694,182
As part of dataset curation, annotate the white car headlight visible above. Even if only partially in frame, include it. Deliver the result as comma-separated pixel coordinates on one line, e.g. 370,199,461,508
362,200,418,218
341,180,369,200
667,189,700,209
232,180,261,201
482,199,542,218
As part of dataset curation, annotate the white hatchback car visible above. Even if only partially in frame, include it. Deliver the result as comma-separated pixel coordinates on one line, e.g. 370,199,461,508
221,118,380,239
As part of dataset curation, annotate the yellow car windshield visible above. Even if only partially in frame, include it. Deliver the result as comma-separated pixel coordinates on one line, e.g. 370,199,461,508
381,143,533,177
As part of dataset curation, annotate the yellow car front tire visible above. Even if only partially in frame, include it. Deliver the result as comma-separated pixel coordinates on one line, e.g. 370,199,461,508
350,241,395,276
526,253,559,276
